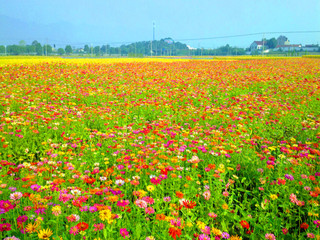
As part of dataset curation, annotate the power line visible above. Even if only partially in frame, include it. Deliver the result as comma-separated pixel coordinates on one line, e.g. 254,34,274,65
175,30,320,42
1,30,319,47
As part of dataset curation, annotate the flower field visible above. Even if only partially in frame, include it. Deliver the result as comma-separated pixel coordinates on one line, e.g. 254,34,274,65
0,57,320,240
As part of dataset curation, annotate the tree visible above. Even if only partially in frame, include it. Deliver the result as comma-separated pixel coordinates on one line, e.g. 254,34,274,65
65,45,72,55
19,40,26,47
44,45,53,55
31,40,43,55
84,45,90,54
267,38,277,49
57,48,65,56
0,45,5,54
93,46,100,56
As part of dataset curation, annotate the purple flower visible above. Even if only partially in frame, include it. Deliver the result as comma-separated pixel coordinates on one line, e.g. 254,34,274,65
89,206,98,212
284,174,294,181
30,184,41,192
221,232,230,239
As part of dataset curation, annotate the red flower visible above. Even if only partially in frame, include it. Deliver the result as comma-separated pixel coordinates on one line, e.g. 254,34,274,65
168,227,182,240
300,222,309,230
84,178,96,185
182,200,196,209
76,222,89,231
240,220,250,229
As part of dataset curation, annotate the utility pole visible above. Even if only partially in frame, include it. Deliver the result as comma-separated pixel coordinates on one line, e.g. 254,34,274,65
4,45,6,56
91,43,93,57
262,33,265,56
45,38,48,56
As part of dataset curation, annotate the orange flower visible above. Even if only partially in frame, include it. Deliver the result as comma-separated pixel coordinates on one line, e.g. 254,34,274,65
176,191,184,199
156,213,166,221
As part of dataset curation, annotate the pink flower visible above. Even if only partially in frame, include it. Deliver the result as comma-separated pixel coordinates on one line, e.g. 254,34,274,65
135,199,148,209
289,193,298,204
117,200,130,207
69,226,79,235
282,228,288,235
208,212,217,218
203,190,211,200
145,207,155,214
93,223,105,231
307,233,315,238
265,233,276,240
10,192,23,201
120,228,129,238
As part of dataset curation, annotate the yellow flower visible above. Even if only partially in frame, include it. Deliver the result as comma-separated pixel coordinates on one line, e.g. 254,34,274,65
38,228,53,239
25,222,40,233
52,205,61,212
196,221,205,229
146,185,155,192
99,209,113,224
211,227,222,236
270,194,278,200
222,203,229,210
230,235,242,240
186,221,193,228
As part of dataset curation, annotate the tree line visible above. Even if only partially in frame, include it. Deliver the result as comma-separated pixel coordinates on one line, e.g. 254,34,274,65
0,38,250,56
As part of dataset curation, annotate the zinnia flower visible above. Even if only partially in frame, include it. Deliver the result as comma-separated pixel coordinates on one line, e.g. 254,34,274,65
38,228,53,239
120,228,129,238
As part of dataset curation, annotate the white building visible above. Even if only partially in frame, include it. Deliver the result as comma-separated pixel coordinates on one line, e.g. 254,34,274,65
273,44,302,52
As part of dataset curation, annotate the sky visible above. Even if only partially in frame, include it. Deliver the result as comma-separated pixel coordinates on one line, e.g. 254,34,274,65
0,0,320,48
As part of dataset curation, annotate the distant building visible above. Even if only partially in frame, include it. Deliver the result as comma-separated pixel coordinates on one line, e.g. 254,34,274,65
277,36,288,45
302,44,319,52
250,41,266,52
273,44,302,51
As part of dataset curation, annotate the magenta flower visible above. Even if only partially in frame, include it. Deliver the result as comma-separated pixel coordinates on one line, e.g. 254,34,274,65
120,228,129,238
30,184,41,192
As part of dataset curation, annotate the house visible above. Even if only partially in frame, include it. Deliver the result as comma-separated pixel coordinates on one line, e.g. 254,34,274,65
250,41,266,52
273,44,302,52
301,44,319,52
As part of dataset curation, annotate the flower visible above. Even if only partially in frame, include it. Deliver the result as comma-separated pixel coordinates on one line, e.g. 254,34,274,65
199,234,211,240
4,237,20,240
300,222,309,230
38,228,53,239
76,222,89,231
0,223,11,232
282,228,288,235
30,184,41,191
146,185,155,192
10,192,23,201
99,209,113,223
120,228,129,238
221,232,230,239
208,212,217,218
69,226,79,235
270,194,278,200
93,223,105,231
145,207,155,214
0,200,15,213
135,199,148,209
240,220,250,229
222,203,229,210
265,233,276,240
168,227,182,240
307,233,315,238
182,200,196,209
25,222,40,233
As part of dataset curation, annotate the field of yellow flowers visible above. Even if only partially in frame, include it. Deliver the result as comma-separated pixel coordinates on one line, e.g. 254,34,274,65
0,57,319,240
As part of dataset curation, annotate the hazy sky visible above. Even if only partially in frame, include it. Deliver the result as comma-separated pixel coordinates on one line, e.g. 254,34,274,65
1,0,320,48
